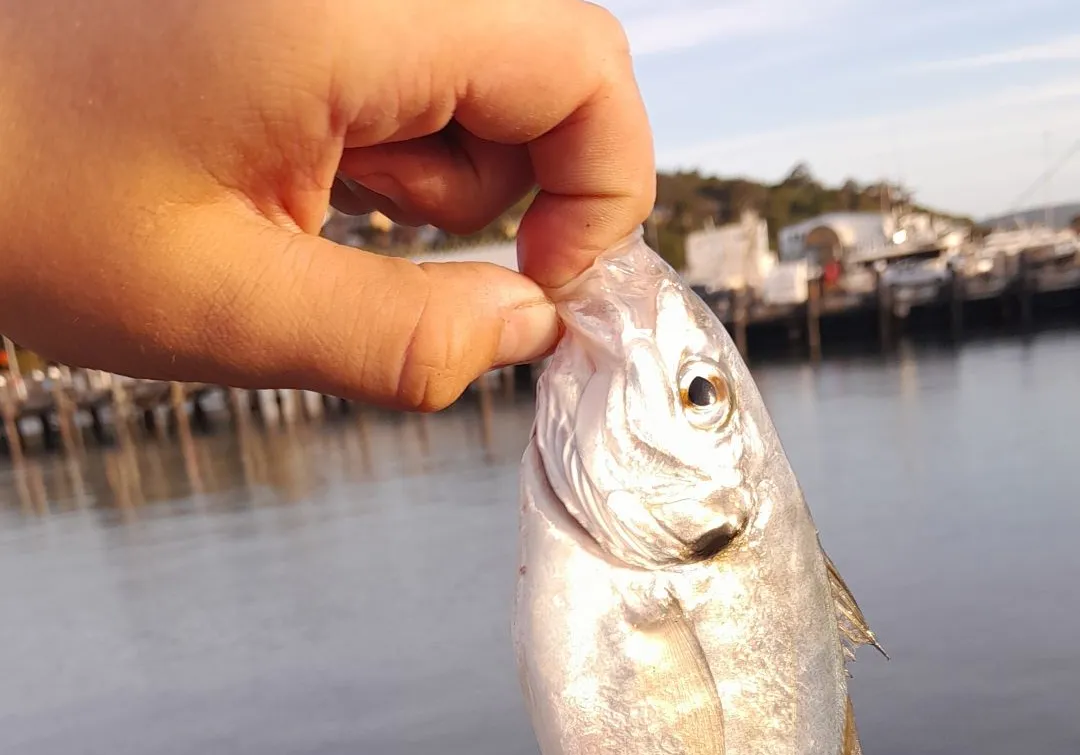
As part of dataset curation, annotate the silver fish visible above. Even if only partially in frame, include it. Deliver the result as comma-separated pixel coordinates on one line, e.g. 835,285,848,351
512,230,883,755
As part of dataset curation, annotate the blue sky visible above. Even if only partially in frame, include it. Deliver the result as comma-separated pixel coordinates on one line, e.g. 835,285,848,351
600,0,1080,219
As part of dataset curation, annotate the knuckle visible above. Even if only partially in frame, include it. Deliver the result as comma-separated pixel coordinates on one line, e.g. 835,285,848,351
390,265,470,412
395,361,436,411
395,355,464,412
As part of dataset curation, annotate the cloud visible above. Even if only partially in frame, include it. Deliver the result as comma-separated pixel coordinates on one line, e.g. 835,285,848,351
661,79,1080,160
601,0,849,57
906,33,1080,72
656,78,1080,216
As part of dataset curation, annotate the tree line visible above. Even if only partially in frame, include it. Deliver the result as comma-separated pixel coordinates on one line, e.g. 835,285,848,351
328,163,970,270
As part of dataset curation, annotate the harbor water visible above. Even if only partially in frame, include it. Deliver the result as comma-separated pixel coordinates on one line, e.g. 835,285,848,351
2,330,1079,755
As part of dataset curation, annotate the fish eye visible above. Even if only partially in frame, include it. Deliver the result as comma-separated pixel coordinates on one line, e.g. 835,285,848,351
677,359,734,429
686,375,717,407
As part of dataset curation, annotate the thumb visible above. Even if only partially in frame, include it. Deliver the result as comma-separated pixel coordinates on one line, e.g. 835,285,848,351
39,210,558,412
198,215,558,411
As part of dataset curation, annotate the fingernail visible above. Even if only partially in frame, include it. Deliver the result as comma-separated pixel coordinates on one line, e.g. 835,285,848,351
496,300,559,367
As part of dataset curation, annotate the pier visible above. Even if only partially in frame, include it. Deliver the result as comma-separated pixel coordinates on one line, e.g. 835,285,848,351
2,231,1079,458
705,242,1080,362
0,340,521,459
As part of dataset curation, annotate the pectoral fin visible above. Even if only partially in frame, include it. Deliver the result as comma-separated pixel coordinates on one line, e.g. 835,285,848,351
823,549,888,662
630,592,726,754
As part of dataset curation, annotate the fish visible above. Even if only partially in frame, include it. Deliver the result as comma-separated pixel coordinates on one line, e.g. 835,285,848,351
512,229,884,755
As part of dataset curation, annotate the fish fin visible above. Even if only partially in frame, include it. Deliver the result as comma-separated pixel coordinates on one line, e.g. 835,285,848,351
629,591,727,753
843,695,863,755
823,549,888,662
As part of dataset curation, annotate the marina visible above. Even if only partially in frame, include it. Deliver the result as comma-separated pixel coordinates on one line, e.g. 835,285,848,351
4,4,1079,753
3,210,1079,458
686,213,1080,360
708,239,1080,361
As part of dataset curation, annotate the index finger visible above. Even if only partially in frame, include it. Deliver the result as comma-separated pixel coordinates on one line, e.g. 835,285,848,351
455,1,655,287
336,0,655,289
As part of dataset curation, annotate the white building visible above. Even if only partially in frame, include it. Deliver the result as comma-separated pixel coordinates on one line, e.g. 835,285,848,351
780,210,971,265
683,210,776,292
778,212,894,264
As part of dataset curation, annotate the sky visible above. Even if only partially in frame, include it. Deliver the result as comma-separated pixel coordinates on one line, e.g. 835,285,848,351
599,0,1080,220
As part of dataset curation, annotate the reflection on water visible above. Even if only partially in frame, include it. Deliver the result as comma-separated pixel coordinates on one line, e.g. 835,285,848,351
2,333,1080,755
1,393,529,525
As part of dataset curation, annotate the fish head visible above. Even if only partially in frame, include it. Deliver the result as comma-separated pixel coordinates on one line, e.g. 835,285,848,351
534,229,769,570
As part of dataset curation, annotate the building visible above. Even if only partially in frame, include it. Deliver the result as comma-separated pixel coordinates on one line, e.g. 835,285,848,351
683,210,776,292
779,210,970,265
778,212,895,264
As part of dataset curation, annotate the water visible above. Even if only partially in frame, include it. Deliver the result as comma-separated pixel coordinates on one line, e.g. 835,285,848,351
2,332,1079,754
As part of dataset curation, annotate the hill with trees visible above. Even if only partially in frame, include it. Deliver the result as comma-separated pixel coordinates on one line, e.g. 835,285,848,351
324,163,971,270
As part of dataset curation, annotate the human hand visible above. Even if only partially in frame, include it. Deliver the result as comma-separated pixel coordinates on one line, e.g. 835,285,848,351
0,0,654,410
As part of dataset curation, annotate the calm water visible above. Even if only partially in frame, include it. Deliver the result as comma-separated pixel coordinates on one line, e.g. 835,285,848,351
2,332,1079,754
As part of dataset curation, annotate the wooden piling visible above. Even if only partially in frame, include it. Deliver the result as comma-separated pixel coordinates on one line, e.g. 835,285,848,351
2,336,27,402
502,366,516,400
65,453,89,509
51,367,82,457
111,381,137,452
53,384,79,456
415,412,430,456
105,420,145,518
354,406,373,476
876,273,894,352
2,336,29,458
733,288,749,359
949,267,964,343
1,395,23,462
66,368,86,454
1018,250,1034,334
279,389,299,425
302,390,324,421
152,403,170,442
477,374,494,454
227,387,250,426
806,276,822,362
170,382,190,429
15,461,48,516
257,388,281,427
175,394,204,495
1001,257,1014,323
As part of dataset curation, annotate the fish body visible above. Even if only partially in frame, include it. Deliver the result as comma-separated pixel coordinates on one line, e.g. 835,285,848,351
512,231,879,755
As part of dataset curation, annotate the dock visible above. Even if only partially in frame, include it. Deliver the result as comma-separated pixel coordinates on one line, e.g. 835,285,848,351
0,338,521,459
2,226,1079,459
706,242,1080,362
